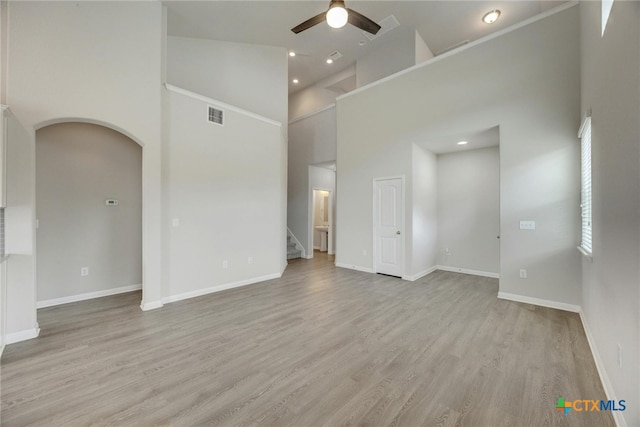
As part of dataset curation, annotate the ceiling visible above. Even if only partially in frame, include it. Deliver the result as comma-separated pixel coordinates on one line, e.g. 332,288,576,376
165,1,566,94
417,126,499,155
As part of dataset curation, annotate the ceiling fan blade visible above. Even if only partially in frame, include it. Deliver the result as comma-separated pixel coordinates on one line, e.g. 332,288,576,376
291,12,326,34
347,8,381,35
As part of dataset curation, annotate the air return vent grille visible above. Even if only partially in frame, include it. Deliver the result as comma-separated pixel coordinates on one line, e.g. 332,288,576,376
363,15,399,41
207,106,224,125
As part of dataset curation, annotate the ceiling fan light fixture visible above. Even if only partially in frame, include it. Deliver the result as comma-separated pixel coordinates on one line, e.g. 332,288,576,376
482,9,501,24
291,0,380,35
326,4,348,29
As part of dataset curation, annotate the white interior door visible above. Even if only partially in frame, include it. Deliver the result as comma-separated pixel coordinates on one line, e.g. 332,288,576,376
374,178,403,277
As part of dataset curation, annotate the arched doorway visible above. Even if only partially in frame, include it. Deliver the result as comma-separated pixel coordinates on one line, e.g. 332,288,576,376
35,122,142,308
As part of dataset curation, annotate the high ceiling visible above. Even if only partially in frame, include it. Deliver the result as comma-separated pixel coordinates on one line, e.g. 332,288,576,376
165,1,566,94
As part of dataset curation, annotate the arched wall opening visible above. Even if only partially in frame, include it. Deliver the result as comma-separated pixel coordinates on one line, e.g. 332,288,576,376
35,121,143,309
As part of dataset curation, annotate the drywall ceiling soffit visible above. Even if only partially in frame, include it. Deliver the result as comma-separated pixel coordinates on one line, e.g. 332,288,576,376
324,73,356,94
311,161,337,171
416,126,500,155
164,1,568,93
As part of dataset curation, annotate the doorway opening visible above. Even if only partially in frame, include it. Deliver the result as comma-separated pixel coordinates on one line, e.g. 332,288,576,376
35,122,142,310
312,189,332,255
415,126,501,280
308,163,336,259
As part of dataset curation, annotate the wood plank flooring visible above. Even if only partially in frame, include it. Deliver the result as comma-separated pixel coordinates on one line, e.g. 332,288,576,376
1,254,614,426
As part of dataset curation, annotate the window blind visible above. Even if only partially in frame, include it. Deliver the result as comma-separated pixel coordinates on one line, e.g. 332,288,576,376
579,116,592,254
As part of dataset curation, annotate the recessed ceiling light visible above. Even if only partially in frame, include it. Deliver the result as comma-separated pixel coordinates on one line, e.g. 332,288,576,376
292,79,299,84
289,51,296,57
482,10,501,24
457,140,468,145
326,58,333,64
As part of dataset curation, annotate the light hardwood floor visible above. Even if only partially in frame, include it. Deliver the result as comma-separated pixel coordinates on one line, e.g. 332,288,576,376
1,254,614,426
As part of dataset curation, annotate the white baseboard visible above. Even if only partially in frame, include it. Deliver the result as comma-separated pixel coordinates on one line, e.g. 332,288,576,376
162,272,282,305
497,292,580,313
5,325,40,345
335,263,374,274
140,300,163,311
437,265,500,279
403,266,437,281
37,284,142,309
579,310,627,427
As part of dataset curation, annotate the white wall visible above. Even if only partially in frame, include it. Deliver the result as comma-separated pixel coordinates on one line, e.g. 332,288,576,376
415,30,434,65
36,123,142,303
4,110,35,342
5,1,163,338
0,107,5,352
337,5,581,306
289,65,355,121
356,28,416,88
288,107,336,255
0,1,7,104
580,2,640,426
410,144,437,279
167,36,287,124
165,88,285,301
437,146,500,275
166,36,288,277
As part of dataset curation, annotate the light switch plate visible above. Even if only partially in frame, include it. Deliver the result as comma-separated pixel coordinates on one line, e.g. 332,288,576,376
520,220,536,230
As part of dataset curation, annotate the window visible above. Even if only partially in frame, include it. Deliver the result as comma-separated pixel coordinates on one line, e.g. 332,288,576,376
579,116,592,255
0,208,4,259
602,0,614,37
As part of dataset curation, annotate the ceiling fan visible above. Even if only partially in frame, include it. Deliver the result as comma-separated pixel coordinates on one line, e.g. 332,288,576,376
291,0,381,35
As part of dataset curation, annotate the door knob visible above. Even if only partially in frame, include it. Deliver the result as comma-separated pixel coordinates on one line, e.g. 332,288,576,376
396,231,401,235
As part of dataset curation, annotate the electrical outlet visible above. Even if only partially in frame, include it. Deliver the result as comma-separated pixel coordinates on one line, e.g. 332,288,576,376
223,260,228,269
445,248,451,255
362,249,367,256
519,269,527,279
248,256,253,265
172,218,180,227
81,267,89,277
519,220,536,230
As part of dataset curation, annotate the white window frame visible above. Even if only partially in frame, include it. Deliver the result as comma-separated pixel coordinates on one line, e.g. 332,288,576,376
578,115,592,257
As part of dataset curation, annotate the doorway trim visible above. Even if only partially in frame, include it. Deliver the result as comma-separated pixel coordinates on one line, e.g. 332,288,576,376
372,175,405,277
33,117,157,311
